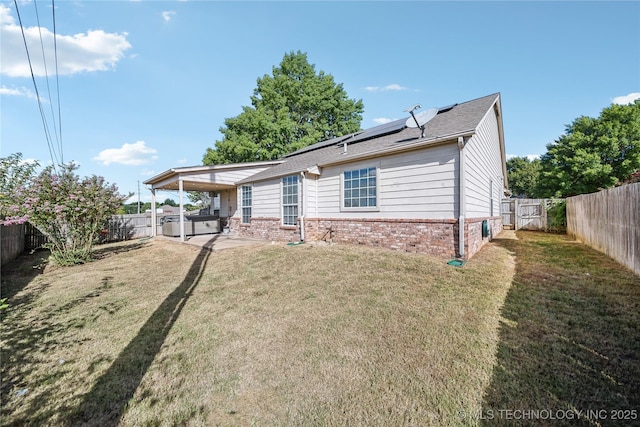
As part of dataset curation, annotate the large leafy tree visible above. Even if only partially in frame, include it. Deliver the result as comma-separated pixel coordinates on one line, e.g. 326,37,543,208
537,100,640,197
506,156,542,198
203,51,364,164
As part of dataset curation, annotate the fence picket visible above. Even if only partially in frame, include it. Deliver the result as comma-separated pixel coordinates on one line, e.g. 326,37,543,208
567,183,639,276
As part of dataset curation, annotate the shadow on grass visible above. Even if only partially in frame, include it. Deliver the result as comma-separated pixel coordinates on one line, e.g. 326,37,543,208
0,249,51,302
1,240,158,424
482,231,640,426
72,236,218,426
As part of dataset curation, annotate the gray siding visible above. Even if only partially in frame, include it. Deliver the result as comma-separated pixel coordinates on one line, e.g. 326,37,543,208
316,144,459,219
464,107,503,218
220,188,238,219
250,179,281,219
304,175,318,218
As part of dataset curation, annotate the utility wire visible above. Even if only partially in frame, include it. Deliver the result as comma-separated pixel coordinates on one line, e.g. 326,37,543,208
13,0,59,171
33,0,61,162
52,0,63,163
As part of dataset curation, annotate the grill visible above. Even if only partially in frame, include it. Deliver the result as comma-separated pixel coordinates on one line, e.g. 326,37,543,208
161,215,220,237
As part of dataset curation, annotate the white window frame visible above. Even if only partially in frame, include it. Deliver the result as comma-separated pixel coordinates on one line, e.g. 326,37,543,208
241,185,252,224
281,175,298,226
341,166,379,212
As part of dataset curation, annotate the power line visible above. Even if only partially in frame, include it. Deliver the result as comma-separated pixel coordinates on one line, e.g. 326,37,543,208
52,0,63,164
13,0,59,172
33,0,62,162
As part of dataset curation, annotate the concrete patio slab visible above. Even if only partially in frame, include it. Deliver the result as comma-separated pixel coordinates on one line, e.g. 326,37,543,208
155,233,270,251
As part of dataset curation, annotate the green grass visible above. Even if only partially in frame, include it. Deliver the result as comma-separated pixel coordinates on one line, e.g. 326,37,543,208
482,231,640,426
1,231,638,426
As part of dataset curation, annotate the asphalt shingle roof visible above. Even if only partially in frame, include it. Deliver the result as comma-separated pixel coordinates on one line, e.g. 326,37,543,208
237,93,499,184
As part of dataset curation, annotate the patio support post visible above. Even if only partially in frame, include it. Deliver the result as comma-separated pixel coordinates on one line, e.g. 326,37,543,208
151,188,157,237
179,178,185,242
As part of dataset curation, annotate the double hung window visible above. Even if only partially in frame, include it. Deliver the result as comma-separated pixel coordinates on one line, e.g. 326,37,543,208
282,175,298,226
343,167,377,209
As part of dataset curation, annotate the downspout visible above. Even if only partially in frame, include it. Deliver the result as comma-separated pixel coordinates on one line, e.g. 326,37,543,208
299,171,305,242
458,136,467,258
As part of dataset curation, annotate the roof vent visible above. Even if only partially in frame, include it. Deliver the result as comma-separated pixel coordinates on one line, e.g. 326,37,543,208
404,104,438,138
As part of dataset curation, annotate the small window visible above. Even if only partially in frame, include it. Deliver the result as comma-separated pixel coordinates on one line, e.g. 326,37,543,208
343,167,377,210
282,175,298,226
241,185,252,224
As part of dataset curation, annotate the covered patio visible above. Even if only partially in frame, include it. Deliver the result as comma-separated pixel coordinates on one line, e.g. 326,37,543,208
143,162,282,242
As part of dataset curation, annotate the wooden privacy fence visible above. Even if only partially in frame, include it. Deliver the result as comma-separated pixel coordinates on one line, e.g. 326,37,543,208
502,198,564,231
1,214,165,266
566,183,639,276
1,224,25,266
103,213,162,241
25,222,48,250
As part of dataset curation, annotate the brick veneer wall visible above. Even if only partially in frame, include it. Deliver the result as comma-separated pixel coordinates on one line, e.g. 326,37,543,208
464,217,502,258
231,216,503,259
305,218,458,257
231,217,301,242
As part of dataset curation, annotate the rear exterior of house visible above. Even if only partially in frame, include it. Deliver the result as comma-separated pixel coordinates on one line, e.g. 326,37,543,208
231,93,507,259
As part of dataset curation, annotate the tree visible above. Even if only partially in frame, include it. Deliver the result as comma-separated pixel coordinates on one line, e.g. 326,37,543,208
6,162,131,265
203,51,364,164
506,156,542,198
0,153,39,222
537,100,640,197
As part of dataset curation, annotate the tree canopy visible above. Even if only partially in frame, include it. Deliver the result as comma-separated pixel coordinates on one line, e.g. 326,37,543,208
536,100,640,197
203,51,364,164
506,156,541,198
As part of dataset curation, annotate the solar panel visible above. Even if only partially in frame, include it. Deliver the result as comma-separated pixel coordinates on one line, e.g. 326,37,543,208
283,134,354,158
437,103,458,113
347,118,406,144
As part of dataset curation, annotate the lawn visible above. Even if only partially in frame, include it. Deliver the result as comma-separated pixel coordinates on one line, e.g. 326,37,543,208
1,231,638,426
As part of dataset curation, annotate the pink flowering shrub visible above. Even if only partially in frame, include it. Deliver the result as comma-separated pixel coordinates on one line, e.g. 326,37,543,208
3,159,131,265
0,153,39,223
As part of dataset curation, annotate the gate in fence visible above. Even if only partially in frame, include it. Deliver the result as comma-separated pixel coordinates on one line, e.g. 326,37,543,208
501,198,564,231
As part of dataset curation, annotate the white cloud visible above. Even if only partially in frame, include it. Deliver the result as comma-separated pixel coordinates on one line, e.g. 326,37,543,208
140,168,156,176
176,157,187,164
612,92,640,105
0,84,39,100
162,11,176,22
0,4,132,77
364,83,408,93
373,117,395,125
93,141,158,166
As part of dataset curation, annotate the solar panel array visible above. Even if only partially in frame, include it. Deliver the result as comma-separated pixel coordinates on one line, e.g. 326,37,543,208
346,118,407,144
284,102,460,158
283,133,354,158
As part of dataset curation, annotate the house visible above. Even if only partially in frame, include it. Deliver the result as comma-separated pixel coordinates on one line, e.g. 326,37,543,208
145,93,508,259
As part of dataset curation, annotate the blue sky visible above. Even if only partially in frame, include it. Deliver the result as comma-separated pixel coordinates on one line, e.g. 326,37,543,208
1,1,639,204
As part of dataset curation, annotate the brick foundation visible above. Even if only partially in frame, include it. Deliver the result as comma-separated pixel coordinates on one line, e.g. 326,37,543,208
231,216,502,259
464,217,503,258
231,217,301,242
307,218,460,258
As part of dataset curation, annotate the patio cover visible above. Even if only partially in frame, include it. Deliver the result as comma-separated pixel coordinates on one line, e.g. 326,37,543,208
143,161,282,241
